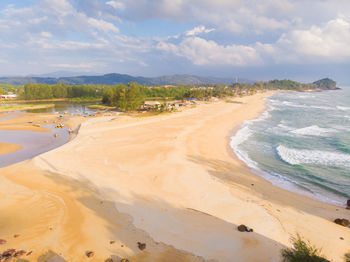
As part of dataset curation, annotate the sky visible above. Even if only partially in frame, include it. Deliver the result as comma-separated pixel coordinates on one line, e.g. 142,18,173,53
0,0,350,84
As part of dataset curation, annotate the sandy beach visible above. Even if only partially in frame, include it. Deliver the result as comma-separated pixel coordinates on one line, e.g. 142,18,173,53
0,92,349,262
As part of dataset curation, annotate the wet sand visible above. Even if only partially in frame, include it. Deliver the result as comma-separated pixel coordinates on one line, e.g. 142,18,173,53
0,142,22,155
0,92,349,261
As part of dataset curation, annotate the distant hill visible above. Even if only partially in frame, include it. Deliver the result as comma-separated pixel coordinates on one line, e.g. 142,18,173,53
0,73,252,86
312,78,338,89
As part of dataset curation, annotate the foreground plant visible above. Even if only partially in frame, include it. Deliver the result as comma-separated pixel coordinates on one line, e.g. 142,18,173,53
281,234,330,262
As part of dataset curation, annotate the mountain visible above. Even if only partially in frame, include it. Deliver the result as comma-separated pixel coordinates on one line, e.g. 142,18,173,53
312,78,339,89
0,73,252,86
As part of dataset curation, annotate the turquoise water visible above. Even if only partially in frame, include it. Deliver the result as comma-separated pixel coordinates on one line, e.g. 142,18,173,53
231,88,350,205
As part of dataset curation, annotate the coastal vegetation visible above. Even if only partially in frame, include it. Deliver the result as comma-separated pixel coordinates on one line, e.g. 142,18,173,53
1,77,336,112
87,104,116,110
0,104,54,112
23,83,103,100
281,235,329,262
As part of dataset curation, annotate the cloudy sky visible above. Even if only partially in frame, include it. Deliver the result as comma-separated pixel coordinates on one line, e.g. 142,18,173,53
0,0,349,84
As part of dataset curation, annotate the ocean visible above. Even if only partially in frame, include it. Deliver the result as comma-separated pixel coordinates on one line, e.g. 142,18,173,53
231,87,350,206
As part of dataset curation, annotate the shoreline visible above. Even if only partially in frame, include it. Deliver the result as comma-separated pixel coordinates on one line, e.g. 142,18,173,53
229,90,349,207
228,96,346,207
0,92,349,261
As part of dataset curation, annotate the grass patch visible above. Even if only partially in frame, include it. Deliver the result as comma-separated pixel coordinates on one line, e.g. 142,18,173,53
87,104,116,110
281,235,329,262
67,97,102,103
225,99,243,104
0,104,55,112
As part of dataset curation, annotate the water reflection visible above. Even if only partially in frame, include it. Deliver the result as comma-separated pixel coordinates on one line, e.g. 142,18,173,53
0,125,70,168
0,101,98,115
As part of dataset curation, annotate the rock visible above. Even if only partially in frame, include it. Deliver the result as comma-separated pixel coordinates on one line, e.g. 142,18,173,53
237,225,247,232
0,239,6,245
340,237,344,240
110,240,115,244
26,251,33,256
246,227,254,232
14,250,26,257
237,224,253,232
120,259,129,262
105,258,113,262
347,199,350,207
2,249,16,257
137,242,146,251
86,251,94,258
13,234,19,238
334,218,350,226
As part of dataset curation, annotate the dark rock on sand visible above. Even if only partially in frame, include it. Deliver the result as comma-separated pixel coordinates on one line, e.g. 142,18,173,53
105,258,113,262
237,224,253,232
120,259,129,262
13,234,20,238
86,251,95,258
2,249,16,257
237,225,247,232
334,218,350,226
110,240,115,244
137,242,146,250
0,239,6,245
14,250,26,257
26,251,33,256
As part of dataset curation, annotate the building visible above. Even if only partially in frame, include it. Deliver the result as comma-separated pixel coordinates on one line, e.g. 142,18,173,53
0,94,17,100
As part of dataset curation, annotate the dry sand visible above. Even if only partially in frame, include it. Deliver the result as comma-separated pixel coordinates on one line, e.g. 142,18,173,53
0,92,349,261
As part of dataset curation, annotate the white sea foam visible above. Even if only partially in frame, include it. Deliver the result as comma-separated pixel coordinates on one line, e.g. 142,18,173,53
310,105,334,110
290,125,335,137
276,145,350,167
269,99,335,110
337,106,350,111
230,126,253,149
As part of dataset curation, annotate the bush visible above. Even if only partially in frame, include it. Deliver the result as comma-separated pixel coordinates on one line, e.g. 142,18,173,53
281,235,330,262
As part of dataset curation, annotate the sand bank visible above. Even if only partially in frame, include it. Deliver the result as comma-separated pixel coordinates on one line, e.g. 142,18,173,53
0,142,22,155
0,92,349,261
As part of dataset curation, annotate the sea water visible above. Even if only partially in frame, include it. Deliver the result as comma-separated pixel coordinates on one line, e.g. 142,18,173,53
231,87,350,205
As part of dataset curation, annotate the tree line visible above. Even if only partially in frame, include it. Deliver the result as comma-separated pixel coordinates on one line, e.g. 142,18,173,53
22,83,103,100
19,78,337,111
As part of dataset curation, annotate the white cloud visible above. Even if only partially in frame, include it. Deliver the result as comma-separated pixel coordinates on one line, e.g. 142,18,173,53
185,26,215,36
158,37,261,66
41,31,52,38
87,17,119,33
106,1,125,10
0,0,350,77
275,16,350,62
50,62,105,69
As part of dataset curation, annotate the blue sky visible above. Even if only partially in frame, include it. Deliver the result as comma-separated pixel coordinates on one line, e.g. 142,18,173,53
0,0,350,84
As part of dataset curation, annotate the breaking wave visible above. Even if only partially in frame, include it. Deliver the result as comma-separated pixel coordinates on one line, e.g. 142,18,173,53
276,145,350,167
290,125,335,137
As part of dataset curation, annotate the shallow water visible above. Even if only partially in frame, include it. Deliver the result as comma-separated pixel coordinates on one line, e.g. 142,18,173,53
231,88,350,205
0,101,97,115
0,125,70,168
